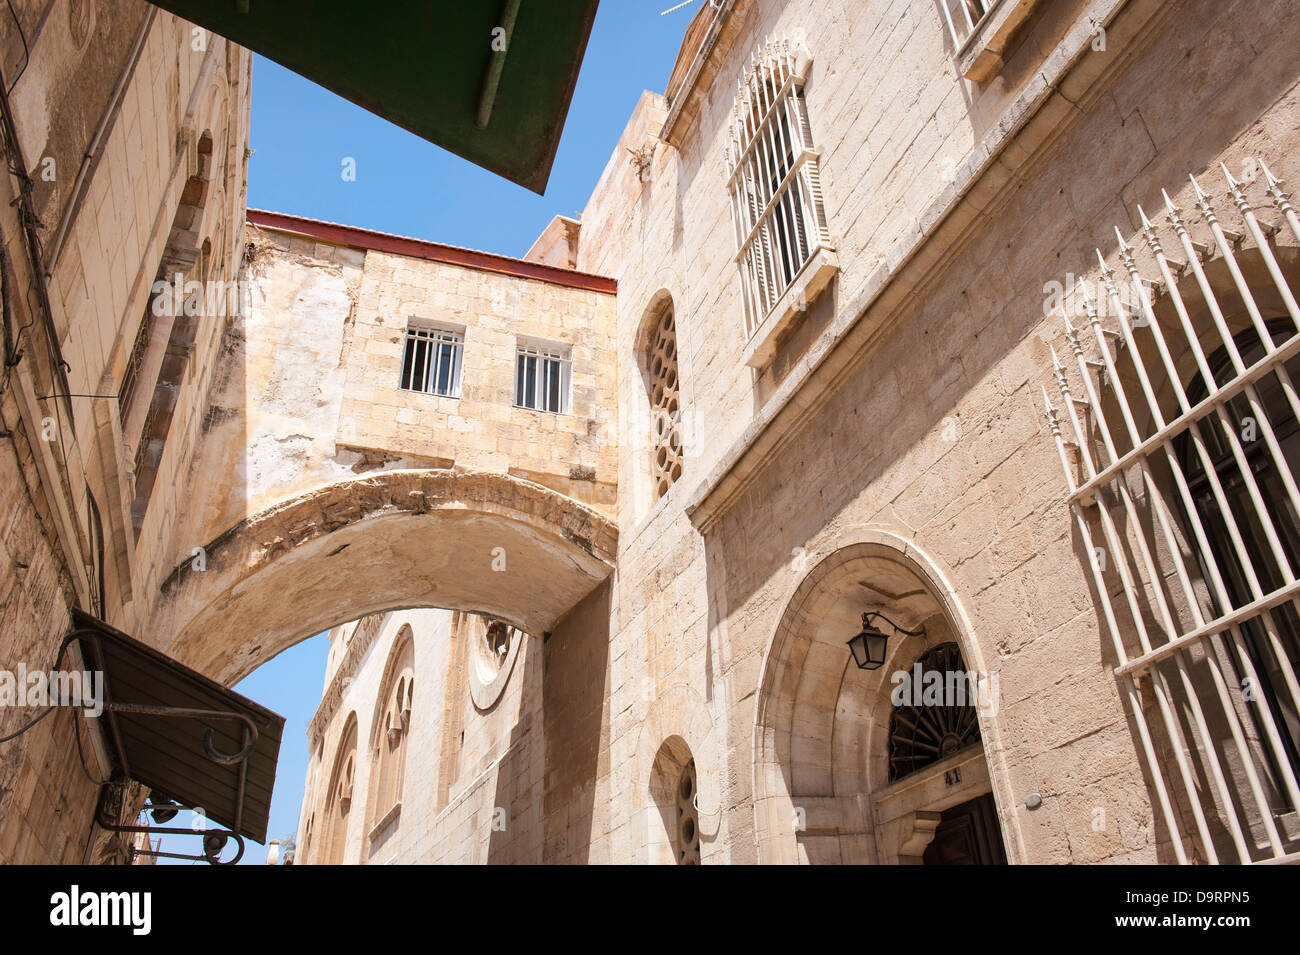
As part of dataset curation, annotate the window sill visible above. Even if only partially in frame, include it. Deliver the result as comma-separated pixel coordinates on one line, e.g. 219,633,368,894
957,0,1042,85
742,246,838,369
400,388,461,401
511,403,570,416
368,801,401,842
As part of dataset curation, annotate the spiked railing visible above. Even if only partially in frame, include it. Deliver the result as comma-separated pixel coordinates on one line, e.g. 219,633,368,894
724,36,831,340
1042,158,1300,864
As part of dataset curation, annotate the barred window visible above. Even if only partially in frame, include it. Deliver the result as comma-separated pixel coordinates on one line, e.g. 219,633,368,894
647,302,682,500
515,339,570,414
725,37,830,340
400,322,463,397
939,0,995,47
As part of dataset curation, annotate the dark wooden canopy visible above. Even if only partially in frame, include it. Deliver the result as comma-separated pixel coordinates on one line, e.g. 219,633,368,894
70,610,284,844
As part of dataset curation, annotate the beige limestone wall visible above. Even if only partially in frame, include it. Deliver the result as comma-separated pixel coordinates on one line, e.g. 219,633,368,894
296,608,547,865
576,0,1300,865
0,3,251,862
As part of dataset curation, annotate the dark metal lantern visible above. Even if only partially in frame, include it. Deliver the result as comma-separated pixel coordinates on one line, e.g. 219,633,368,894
846,611,926,670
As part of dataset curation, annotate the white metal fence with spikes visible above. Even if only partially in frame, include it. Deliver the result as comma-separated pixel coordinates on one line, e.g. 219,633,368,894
724,36,831,340
1041,158,1300,864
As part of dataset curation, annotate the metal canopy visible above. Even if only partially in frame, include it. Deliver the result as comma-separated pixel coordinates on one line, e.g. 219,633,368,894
147,0,600,194
70,610,284,844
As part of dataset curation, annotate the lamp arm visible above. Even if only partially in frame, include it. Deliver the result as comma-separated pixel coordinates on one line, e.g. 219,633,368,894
862,611,926,638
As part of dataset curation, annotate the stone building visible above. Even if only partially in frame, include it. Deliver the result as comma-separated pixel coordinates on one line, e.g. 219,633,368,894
4,0,1300,865
0,1,251,863
291,0,1300,865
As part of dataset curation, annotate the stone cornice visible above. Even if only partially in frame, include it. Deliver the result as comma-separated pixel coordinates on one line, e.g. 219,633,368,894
307,612,386,746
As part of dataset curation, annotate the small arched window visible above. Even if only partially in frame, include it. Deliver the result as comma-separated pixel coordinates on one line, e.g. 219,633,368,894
369,627,415,834
322,714,358,865
646,300,682,500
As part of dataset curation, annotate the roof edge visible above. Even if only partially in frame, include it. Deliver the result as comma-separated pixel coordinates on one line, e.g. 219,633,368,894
246,209,617,293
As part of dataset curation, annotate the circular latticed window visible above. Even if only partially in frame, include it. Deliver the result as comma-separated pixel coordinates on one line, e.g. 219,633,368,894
647,304,683,501
676,759,701,864
887,642,982,783
475,619,514,681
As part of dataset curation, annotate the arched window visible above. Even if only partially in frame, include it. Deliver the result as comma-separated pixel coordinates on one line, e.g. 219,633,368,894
645,300,682,500
725,36,830,342
368,627,415,835
887,643,982,782
322,714,358,865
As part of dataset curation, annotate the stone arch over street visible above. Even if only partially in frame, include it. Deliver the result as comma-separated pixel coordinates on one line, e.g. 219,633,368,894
145,468,617,685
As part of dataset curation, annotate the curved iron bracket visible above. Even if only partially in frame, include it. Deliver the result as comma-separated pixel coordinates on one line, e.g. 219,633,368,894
102,702,259,765
863,611,927,638
96,800,246,866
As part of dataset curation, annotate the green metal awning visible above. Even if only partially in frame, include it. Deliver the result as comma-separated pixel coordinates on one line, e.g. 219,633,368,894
148,0,600,194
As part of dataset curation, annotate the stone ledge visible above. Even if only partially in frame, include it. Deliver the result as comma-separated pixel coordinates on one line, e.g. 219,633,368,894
957,0,1046,85
742,247,839,369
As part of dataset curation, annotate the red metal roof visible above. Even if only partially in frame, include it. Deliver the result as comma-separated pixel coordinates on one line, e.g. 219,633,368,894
247,209,617,293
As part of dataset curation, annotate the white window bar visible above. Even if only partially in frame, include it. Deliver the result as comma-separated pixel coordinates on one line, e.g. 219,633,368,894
400,323,463,398
1041,158,1300,864
725,37,831,340
515,340,571,414
940,0,996,49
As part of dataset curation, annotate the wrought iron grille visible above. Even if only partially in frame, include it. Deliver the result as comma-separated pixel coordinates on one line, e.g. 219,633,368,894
940,0,996,48
888,642,982,782
1041,158,1300,864
400,322,463,397
724,37,831,339
515,340,570,414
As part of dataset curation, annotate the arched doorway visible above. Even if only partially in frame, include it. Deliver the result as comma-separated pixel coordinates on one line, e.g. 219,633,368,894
752,530,1016,864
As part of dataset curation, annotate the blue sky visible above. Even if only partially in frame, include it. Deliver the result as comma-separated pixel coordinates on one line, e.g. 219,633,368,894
246,0,693,259
157,1,692,865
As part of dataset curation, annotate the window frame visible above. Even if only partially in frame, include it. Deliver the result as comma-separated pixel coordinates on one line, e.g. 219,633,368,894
513,337,572,414
399,319,465,399
725,36,836,366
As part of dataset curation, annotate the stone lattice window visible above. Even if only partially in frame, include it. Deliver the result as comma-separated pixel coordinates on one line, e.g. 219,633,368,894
725,37,830,340
676,759,701,865
647,302,683,500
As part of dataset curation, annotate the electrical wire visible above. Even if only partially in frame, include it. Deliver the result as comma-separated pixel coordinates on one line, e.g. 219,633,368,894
3,0,29,95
